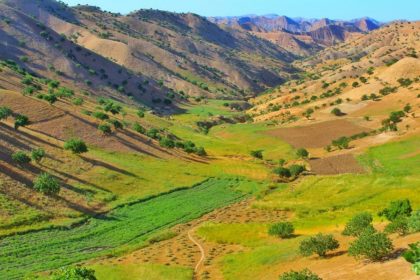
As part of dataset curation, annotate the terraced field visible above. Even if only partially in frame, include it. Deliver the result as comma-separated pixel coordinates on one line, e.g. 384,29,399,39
0,178,249,279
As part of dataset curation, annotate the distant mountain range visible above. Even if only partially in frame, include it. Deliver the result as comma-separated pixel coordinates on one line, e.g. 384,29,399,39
208,15,382,55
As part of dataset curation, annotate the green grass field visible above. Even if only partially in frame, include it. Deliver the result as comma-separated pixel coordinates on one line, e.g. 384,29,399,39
90,264,193,280
0,178,250,279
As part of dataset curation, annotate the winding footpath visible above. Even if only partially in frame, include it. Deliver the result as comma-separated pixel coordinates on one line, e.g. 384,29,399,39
188,228,206,276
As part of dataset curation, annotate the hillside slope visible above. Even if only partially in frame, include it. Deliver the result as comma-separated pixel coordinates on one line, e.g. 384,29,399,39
2,0,299,102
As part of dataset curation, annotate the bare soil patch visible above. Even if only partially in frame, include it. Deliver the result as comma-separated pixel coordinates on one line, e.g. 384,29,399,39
267,119,371,148
310,154,365,175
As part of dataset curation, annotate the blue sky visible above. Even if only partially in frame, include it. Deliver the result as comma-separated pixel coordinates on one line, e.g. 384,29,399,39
61,0,420,21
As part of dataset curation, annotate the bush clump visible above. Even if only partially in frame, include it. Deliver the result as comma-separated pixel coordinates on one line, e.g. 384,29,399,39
279,269,322,280
64,138,88,154
33,173,60,195
52,266,96,280
299,233,339,258
31,148,46,163
268,222,294,238
342,212,374,237
348,227,393,261
12,151,31,164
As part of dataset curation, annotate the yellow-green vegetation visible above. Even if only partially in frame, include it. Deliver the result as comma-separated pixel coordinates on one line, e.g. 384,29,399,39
0,178,249,279
196,137,420,280
90,264,193,280
255,137,420,228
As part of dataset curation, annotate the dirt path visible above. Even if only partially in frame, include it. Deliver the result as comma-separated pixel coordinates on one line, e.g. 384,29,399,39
188,228,205,276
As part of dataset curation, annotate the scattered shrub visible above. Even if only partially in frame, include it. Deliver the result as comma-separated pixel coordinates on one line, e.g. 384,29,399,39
279,269,322,280
342,212,373,237
33,173,60,195
296,148,309,159
250,150,263,159
52,266,96,280
274,167,291,178
0,106,12,120
133,123,146,134
289,165,305,177
402,243,420,275
93,111,109,120
348,227,393,261
98,124,112,135
159,137,175,148
268,222,294,238
12,151,31,164
14,114,29,129
31,148,45,163
72,97,84,106
299,233,339,258
64,138,88,154
384,217,409,236
379,199,412,221
408,210,420,233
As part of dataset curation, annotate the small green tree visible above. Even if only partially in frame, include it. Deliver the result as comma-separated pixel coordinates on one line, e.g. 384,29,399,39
0,106,13,120
137,109,145,118
12,151,31,164
402,242,420,276
98,124,112,135
289,165,306,177
342,212,374,237
278,159,286,167
408,210,420,233
379,199,412,221
250,150,263,159
296,148,309,159
195,147,207,156
299,233,339,258
384,216,409,236
268,222,294,238
331,108,343,116
348,227,393,261
72,97,84,106
52,266,97,280
31,148,46,163
133,123,146,134
159,137,175,148
279,269,322,280
109,119,123,130
93,111,109,120
332,136,350,150
274,167,291,178
33,173,60,195
14,114,29,129
64,138,88,154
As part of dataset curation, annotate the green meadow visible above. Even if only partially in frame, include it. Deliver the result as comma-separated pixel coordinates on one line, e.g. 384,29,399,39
0,178,249,279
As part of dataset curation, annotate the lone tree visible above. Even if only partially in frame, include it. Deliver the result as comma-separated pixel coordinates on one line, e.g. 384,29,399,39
250,150,263,159
14,114,29,129
299,233,339,258
289,165,306,177
279,269,322,280
342,212,374,237
31,148,46,163
64,138,88,154
268,222,295,238
98,124,112,135
33,173,60,195
274,167,291,178
12,151,31,165
52,266,97,280
0,106,13,120
379,199,412,221
348,227,393,261
402,243,420,276
331,108,344,116
296,148,309,159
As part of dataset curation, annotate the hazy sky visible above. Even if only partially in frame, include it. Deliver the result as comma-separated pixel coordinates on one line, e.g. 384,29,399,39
61,0,420,21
